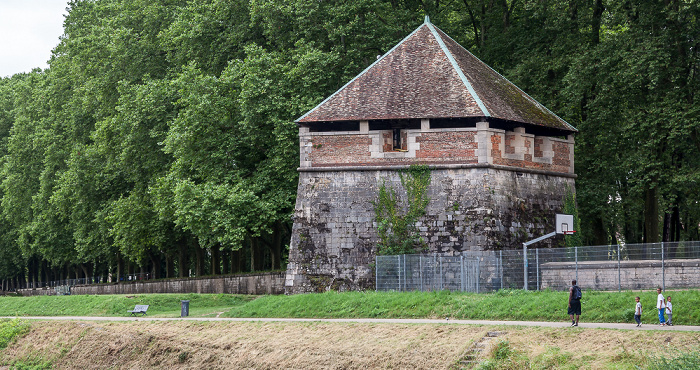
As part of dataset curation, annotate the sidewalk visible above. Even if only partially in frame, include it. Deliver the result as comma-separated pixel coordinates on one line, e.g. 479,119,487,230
1,316,698,331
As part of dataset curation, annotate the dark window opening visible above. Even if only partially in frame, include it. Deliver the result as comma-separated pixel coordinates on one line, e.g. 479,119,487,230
429,117,481,129
306,121,360,132
368,119,420,131
393,128,402,150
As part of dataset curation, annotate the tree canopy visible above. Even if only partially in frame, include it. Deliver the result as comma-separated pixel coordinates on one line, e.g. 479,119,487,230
0,0,698,286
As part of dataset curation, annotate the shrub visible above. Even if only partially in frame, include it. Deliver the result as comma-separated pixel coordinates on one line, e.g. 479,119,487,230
0,319,31,350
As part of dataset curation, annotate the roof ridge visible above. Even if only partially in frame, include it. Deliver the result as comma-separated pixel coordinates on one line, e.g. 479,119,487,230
431,27,576,132
426,23,490,117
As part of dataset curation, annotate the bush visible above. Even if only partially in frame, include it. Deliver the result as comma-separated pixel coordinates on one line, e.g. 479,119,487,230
646,349,700,370
0,319,31,350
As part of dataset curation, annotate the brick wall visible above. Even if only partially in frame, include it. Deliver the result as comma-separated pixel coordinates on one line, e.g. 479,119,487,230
300,123,574,174
416,131,478,162
308,135,372,166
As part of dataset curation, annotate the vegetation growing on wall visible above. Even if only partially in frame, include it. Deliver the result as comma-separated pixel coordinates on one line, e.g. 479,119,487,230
563,184,582,248
373,165,431,255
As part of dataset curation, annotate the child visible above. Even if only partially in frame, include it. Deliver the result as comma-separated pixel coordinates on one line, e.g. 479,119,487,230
657,287,666,326
666,296,673,326
634,296,642,327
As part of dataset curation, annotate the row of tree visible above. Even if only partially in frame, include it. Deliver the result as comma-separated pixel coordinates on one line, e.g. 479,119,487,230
0,0,698,288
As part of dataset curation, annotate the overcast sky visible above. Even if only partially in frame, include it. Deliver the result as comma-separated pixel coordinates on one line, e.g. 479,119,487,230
0,0,69,78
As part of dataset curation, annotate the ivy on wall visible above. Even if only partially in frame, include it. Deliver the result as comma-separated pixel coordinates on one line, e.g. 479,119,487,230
373,165,431,255
563,184,582,248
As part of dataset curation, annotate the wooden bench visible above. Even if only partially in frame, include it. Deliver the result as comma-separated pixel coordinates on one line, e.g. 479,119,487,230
127,304,149,316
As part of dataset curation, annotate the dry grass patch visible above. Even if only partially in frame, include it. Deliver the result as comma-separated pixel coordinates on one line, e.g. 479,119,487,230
2,321,699,369
1,321,485,369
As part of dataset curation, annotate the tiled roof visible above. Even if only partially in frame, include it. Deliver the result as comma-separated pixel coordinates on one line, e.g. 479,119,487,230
296,17,576,133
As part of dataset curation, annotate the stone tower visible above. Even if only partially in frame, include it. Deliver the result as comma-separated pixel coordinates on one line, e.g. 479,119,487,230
285,17,577,293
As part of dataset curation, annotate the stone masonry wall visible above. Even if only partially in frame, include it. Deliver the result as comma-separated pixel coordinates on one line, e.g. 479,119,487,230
540,259,700,290
18,273,285,296
285,167,574,293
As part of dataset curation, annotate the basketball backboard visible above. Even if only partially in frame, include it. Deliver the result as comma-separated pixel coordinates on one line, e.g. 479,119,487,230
556,214,575,234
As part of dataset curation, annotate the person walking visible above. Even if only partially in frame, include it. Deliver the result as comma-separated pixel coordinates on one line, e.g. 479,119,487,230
665,296,673,326
634,296,642,327
656,287,666,326
568,280,582,327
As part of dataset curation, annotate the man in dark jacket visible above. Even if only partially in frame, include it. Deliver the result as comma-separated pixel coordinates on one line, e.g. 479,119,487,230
568,279,581,327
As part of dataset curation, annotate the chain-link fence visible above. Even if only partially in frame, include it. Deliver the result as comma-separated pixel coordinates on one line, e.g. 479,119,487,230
376,241,700,292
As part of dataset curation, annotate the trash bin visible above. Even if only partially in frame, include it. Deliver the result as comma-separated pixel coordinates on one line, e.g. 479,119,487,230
181,300,190,317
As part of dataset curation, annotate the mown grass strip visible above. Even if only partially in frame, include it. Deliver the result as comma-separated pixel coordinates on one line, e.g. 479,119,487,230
0,289,698,324
0,293,253,317
224,289,700,324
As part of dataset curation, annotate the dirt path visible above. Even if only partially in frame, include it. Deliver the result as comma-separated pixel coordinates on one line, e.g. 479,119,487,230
1,316,698,331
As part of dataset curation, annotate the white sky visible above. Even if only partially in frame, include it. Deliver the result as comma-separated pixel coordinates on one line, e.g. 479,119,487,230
0,0,69,78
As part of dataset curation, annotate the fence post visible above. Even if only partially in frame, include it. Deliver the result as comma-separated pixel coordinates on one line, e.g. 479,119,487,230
575,246,578,282
500,250,503,290
439,255,443,291
661,242,665,292
460,255,464,292
523,243,528,290
420,255,424,292
617,244,621,292
397,255,401,292
536,248,540,291
403,254,406,292
375,256,379,291
476,258,480,293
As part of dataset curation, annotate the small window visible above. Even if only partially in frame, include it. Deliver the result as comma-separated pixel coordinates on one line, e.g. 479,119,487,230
393,128,401,150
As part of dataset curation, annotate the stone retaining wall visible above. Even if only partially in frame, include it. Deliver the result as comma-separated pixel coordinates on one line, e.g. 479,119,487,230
540,259,700,290
17,272,285,296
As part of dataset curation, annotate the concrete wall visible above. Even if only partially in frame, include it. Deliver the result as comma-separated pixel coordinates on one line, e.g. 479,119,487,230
285,167,574,294
18,272,285,296
540,259,700,290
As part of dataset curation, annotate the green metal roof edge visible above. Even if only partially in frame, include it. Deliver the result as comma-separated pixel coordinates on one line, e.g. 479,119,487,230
425,19,490,117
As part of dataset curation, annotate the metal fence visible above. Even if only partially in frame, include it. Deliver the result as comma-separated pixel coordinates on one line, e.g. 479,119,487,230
376,241,700,292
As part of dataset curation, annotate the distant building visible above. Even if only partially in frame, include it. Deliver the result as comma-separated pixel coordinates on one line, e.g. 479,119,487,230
285,17,577,293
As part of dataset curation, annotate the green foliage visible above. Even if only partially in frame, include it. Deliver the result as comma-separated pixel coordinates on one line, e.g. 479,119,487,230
373,165,431,255
223,289,700,323
563,184,582,248
0,319,31,350
0,0,698,282
647,350,700,370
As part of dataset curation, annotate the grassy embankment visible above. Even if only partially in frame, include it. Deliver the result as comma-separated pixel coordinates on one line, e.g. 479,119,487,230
0,290,699,369
0,289,698,324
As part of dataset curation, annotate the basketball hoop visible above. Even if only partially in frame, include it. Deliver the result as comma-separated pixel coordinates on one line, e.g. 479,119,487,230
556,214,575,235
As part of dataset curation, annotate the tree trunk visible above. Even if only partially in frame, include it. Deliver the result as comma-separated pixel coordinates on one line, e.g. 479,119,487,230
221,250,229,274
151,253,161,280
643,187,659,243
211,246,221,275
166,255,174,278
195,247,204,276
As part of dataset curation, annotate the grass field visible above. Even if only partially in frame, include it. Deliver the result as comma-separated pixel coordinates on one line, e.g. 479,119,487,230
0,289,699,369
0,289,698,325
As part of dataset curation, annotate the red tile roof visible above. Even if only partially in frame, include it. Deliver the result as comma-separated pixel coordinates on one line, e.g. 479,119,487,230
297,18,576,133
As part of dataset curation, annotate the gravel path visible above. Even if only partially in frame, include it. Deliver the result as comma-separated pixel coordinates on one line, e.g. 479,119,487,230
1,316,698,331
